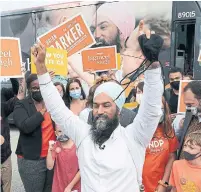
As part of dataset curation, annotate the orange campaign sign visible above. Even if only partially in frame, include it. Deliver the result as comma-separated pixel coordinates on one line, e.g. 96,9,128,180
177,80,192,113
38,14,95,57
0,37,23,78
81,46,117,72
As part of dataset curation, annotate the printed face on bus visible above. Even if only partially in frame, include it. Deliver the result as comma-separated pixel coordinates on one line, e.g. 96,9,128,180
90,15,121,52
120,49,145,77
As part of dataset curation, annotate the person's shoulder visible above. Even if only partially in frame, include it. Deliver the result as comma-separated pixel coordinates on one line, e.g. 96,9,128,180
122,107,135,115
79,107,91,117
173,159,186,168
121,107,137,119
165,87,172,94
15,96,30,106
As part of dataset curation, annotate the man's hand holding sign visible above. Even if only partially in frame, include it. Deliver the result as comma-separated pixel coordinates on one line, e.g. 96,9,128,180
32,26,164,192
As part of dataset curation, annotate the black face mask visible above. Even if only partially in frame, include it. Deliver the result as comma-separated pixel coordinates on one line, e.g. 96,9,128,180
56,134,69,142
170,81,180,90
183,151,201,161
31,91,43,102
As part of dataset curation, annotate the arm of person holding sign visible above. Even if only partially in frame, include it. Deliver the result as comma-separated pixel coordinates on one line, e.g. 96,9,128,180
2,67,26,117
32,44,89,147
68,52,95,87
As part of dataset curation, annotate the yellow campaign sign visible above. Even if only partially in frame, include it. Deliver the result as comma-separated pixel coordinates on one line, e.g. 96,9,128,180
31,48,68,76
124,102,138,110
117,53,121,70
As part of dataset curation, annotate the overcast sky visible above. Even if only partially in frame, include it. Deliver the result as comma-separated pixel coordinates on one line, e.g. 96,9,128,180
0,0,81,12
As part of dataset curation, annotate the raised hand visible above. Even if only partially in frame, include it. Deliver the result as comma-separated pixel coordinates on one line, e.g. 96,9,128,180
138,21,163,67
31,43,48,75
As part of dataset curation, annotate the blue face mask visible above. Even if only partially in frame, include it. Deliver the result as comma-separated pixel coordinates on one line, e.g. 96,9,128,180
70,89,81,99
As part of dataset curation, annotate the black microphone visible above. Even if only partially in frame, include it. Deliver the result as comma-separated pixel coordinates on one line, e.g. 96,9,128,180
99,145,105,150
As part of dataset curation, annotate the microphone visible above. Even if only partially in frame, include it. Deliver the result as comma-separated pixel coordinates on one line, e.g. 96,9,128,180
99,144,105,150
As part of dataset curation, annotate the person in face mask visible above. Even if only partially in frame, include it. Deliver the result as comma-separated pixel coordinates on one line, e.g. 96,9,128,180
64,78,86,115
46,127,81,192
177,81,201,160
136,82,144,105
143,97,178,192
133,81,144,114
13,74,56,192
169,130,201,192
165,67,183,114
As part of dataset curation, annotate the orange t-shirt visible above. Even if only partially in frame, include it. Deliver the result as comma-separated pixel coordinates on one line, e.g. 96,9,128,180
40,112,56,157
170,160,201,192
142,125,179,192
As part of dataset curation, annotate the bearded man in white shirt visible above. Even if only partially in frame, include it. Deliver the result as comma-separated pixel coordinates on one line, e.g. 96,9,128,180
32,29,164,192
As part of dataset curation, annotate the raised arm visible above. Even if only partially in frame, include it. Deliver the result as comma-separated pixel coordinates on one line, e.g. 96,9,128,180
126,30,164,148
3,70,26,117
32,44,89,147
126,65,163,147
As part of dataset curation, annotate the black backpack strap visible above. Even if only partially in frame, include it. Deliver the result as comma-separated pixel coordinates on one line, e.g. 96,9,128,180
177,111,193,159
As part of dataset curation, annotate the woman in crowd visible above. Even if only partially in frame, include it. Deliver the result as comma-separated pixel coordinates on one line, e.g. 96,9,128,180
142,97,179,192
79,84,98,123
133,81,144,113
64,78,86,115
13,74,56,192
46,126,81,192
54,82,66,99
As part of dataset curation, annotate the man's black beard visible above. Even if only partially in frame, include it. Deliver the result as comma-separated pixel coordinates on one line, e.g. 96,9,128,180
92,32,122,53
90,111,119,148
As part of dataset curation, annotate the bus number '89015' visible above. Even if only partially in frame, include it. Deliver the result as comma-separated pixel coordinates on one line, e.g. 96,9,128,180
178,11,196,19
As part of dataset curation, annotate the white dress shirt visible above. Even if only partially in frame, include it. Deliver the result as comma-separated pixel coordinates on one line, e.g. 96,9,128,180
38,68,163,192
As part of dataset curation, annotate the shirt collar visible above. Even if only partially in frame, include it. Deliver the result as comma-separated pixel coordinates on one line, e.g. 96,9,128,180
109,124,121,140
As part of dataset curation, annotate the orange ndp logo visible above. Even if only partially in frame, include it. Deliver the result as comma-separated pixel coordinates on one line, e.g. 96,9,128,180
0,37,22,78
81,46,117,72
38,14,95,57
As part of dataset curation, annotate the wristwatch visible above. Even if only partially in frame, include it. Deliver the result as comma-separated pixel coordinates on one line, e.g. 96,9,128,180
158,180,169,188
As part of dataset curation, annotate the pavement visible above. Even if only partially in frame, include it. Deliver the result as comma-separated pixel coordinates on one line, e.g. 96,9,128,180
10,128,25,192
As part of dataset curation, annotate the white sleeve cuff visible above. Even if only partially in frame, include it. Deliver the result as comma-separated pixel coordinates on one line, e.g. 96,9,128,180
37,73,51,85
145,67,162,83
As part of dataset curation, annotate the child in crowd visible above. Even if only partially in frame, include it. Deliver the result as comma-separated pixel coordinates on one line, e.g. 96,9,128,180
169,130,201,192
47,126,81,192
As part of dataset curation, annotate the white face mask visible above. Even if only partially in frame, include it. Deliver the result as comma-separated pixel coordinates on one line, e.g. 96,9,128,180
136,94,143,105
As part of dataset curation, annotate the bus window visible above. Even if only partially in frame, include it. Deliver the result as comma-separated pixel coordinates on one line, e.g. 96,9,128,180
174,22,195,75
